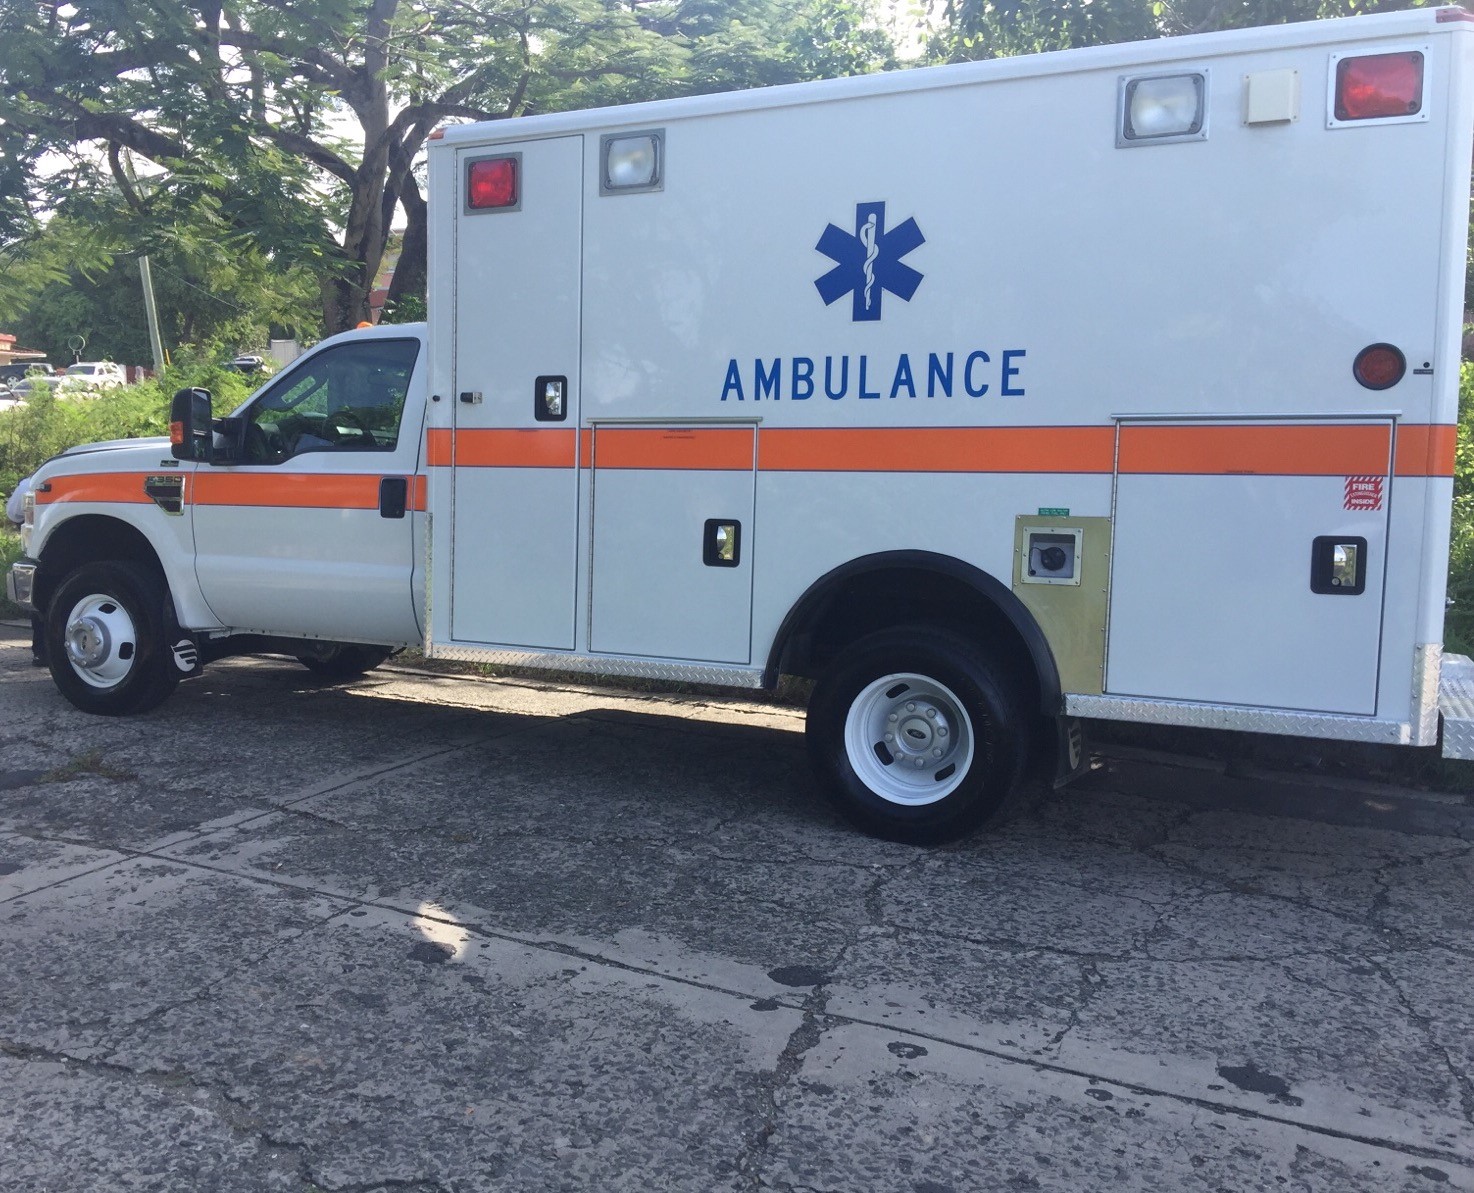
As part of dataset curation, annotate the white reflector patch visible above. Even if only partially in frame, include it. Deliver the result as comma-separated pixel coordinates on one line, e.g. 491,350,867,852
1123,74,1205,141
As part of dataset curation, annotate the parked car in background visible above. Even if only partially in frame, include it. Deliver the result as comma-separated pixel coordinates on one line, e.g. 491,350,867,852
0,362,54,385
226,354,268,377
57,361,126,394
9,376,50,400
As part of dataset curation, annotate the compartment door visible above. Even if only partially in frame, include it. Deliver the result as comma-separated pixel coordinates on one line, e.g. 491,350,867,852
450,136,582,649
1105,419,1392,715
589,425,756,664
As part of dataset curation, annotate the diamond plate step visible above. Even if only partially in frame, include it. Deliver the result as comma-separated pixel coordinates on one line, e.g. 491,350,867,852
1439,653,1474,760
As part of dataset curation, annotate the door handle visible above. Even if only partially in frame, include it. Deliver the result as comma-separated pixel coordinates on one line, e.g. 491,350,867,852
379,477,408,519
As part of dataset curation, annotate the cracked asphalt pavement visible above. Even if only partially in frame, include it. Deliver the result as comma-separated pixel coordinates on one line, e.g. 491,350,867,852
1,622,1472,1192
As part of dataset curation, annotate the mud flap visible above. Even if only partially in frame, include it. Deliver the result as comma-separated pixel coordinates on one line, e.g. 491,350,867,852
167,633,205,680
159,587,205,681
1053,715,1088,788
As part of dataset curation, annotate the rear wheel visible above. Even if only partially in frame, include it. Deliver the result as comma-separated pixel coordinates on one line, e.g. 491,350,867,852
295,643,395,679
806,626,1031,844
45,561,180,715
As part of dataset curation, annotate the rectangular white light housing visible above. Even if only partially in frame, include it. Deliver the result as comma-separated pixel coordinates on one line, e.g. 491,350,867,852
1118,73,1207,146
601,131,663,194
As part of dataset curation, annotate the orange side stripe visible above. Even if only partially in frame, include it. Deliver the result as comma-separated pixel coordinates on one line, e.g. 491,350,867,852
759,427,1117,473
1117,424,1391,476
192,472,382,509
35,472,153,505
423,422,1454,477
426,428,453,467
594,427,753,471
450,428,578,468
1395,424,1456,478
409,474,428,512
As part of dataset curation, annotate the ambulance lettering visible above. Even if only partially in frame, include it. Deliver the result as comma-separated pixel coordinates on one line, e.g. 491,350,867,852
719,350,1027,401
719,202,1028,401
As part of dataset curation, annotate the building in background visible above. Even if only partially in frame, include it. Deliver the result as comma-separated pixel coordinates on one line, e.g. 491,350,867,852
0,332,48,369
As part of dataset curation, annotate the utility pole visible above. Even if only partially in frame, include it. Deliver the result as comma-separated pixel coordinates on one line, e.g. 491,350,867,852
138,255,166,375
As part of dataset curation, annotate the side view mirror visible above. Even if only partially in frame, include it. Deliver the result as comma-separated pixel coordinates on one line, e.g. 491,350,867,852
170,387,213,462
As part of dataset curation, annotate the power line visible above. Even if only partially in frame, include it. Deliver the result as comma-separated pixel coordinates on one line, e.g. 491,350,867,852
138,259,252,314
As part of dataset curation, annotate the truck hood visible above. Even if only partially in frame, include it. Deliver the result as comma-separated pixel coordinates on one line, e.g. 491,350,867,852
36,438,175,482
58,436,170,457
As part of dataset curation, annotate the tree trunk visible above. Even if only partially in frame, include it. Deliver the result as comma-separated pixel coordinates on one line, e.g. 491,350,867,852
386,179,428,313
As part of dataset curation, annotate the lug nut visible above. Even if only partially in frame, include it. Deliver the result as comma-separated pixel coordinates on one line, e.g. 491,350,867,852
938,727,948,738
906,702,916,711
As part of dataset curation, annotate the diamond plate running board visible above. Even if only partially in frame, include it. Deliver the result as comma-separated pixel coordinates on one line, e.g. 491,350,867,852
1439,653,1474,760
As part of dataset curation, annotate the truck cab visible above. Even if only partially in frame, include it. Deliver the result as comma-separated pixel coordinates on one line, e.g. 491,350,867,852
8,323,430,713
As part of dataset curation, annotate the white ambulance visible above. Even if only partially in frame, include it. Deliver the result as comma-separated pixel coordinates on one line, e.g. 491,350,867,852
10,8,1474,842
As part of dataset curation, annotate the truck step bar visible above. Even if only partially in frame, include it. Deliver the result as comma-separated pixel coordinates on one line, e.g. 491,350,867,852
1439,654,1474,760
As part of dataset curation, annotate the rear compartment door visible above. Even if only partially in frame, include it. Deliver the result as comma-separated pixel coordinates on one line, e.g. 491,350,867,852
1105,418,1392,715
449,136,582,650
588,423,756,664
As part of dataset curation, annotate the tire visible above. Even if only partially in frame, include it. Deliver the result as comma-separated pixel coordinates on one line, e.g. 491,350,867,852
806,626,1031,845
295,643,395,680
45,561,180,716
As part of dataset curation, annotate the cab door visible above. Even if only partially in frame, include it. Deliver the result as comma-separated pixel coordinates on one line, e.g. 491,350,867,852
448,136,583,650
191,335,424,643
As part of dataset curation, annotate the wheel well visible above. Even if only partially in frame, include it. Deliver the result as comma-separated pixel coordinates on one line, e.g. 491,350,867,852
35,515,166,615
767,552,1061,715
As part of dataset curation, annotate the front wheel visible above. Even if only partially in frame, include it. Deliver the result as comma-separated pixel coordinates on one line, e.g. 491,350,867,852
45,561,180,716
806,627,1031,845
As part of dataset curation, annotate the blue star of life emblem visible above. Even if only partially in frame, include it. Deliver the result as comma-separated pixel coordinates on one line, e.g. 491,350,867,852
814,201,925,322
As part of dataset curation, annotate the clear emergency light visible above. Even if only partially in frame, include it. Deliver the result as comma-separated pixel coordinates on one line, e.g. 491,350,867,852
1118,73,1207,146
600,131,664,195
466,154,519,211
1333,51,1424,121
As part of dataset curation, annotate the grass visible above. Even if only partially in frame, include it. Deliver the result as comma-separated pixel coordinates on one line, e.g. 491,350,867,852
38,748,137,784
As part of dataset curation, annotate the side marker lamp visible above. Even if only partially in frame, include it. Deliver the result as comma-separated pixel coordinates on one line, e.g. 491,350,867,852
1120,73,1206,145
1353,343,1406,390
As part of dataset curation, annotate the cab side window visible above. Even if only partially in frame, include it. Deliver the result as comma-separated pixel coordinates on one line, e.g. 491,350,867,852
243,338,420,464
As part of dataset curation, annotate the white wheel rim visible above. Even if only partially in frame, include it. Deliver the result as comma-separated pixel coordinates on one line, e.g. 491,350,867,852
62,593,139,690
843,672,975,806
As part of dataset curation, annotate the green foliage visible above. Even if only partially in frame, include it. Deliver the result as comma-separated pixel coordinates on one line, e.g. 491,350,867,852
379,294,428,324
0,528,21,617
928,0,1429,64
1446,361,1474,654
0,359,252,499
0,201,322,367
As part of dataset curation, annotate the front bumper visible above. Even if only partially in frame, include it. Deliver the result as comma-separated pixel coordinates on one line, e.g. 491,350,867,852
6,560,37,613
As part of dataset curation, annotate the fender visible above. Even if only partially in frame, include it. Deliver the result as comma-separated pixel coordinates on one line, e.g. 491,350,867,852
764,549,1063,713
31,505,220,630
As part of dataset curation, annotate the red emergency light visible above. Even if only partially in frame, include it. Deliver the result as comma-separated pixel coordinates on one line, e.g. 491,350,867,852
1353,343,1406,390
467,156,518,210
1334,51,1424,121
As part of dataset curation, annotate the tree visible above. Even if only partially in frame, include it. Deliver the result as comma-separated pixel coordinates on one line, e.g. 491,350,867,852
0,203,319,364
928,0,1427,63
1,0,896,337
